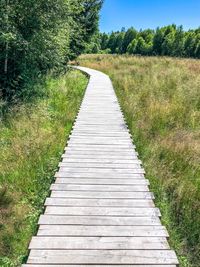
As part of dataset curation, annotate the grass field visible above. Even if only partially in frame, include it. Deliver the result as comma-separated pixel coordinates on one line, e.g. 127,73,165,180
78,54,200,267
0,70,87,266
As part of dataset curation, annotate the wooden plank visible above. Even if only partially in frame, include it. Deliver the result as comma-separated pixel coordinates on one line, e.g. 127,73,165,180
73,118,126,121
45,198,155,207
61,158,141,164
28,249,179,264
68,137,132,141
74,125,127,130
64,151,139,157
54,178,149,185
45,206,161,217
72,129,130,133
71,132,131,137
29,236,169,250
62,154,139,160
64,149,138,154
50,191,154,199
72,126,129,131
67,140,133,145
70,130,129,133
65,145,135,150
58,167,145,174
50,184,149,192
63,152,138,157
37,225,169,237
55,172,145,178
71,125,129,129
59,162,141,169
38,215,162,226
69,135,130,139
23,265,177,267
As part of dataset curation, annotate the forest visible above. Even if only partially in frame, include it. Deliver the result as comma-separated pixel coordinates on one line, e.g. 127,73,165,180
86,25,200,58
0,0,103,103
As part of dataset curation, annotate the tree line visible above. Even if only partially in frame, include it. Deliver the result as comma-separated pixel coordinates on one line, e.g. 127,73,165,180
86,25,200,58
0,0,103,101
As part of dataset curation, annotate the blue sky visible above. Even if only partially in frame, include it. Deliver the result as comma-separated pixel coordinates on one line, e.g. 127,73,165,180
100,0,200,32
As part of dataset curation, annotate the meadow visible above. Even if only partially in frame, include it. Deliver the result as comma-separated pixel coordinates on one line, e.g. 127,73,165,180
0,70,87,266
78,54,200,267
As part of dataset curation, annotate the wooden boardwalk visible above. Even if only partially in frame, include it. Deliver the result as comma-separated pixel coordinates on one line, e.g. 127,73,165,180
23,67,179,266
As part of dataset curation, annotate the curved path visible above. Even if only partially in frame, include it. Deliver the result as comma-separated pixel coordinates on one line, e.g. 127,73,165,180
23,67,179,266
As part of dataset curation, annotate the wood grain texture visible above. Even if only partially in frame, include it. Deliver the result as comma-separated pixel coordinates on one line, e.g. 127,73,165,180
27,249,179,264
37,225,169,237
23,265,177,267
50,191,154,199
38,215,162,226
29,236,169,250
54,178,149,185
45,197,155,207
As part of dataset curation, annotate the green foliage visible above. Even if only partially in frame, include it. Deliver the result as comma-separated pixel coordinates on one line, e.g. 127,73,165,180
0,0,103,101
122,27,137,53
0,70,87,265
127,39,138,54
95,25,200,59
135,37,152,55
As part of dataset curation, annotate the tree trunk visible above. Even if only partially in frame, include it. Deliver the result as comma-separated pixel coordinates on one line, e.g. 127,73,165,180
4,42,8,74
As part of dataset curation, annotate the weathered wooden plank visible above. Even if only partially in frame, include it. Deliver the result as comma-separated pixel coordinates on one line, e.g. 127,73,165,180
50,191,154,199
37,225,168,237
55,172,145,178
29,236,169,250
58,167,145,174
72,127,130,131
28,249,179,264
54,178,149,185
23,265,177,267
61,158,141,164
62,154,139,160
72,129,130,134
67,140,133,145
71,132,131,137
65,147,136,152
63,153,139,158
59,162,141,169
69,135,130,139
73,124,126,127
73,124,128,128
45,198,154,207
67,138,133,143
38,215,162,226
64,151,138,156
70,126,129,130
64,151,138,157
45,206,161,217
75,118,125,121
50,184,149,192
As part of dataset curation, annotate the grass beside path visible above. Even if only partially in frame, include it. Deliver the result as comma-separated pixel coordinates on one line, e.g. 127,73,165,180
0,70,88,266
78,54,200,267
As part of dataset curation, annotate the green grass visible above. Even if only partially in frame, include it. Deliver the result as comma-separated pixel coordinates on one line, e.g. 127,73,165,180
0,69,88,266
78,54,200,267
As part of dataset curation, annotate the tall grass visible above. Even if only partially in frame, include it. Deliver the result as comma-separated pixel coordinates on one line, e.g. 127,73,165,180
0,70,87,266
79,54,200,267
